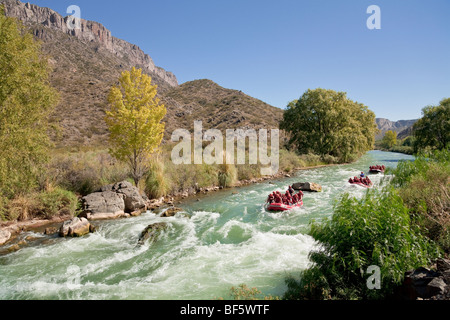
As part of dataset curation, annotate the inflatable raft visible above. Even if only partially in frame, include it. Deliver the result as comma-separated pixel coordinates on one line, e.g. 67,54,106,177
349,182,373,189
266,201,303,212
369,168,384,174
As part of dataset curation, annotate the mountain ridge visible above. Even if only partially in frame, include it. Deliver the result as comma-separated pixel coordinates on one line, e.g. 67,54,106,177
1,0,283,147
375,118,418,140
0,0,178,87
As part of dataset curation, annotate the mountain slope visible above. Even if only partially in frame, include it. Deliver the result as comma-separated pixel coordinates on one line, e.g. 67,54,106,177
162,79,283,136
375,118,418,140
1,0,283,147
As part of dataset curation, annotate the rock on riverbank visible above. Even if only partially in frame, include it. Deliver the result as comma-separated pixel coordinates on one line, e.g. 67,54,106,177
0,229,11,246
81,181,148,220
396,258,450,300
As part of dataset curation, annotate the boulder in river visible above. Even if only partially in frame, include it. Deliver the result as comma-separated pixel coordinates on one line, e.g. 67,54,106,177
137,222,168,246
59,217,91,237
292,182,322,192
160,207,183,218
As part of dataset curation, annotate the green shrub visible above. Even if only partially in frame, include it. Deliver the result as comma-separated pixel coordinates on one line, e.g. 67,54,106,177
3,188,79,221
0,195,8,221
37,187,79,218
236,164,261,180
299,153,323,167
321,154,338,164
47,150,129,196
392,149,450,253
284,188,439,300
218,163,237,188
5,194,41,221
145,158,170,199
279,149,305,172
227,284,279,300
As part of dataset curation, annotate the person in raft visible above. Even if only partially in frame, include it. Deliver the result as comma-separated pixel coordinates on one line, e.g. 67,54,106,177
288,185,295,195
274,193,282,204
360,172,365,178
267,188,303,206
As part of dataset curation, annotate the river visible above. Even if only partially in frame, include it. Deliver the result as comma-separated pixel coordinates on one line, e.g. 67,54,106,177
0,151,414,300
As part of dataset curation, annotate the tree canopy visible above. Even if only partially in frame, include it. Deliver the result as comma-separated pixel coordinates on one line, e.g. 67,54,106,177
105,67,166,186
382,130,397,149
280,88,378,163
413,98,449,153
0,8,58,197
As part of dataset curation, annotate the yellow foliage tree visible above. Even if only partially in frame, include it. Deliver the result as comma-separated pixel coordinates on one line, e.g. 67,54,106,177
105,67,166,187
382,130,397,149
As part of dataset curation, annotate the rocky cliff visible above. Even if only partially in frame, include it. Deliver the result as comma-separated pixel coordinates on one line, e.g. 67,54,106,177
0,0,283,147
376,118,418,140
1,0,178,88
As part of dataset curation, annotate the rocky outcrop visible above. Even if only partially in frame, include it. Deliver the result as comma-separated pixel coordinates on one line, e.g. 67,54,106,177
137,222,168,246
396,259,450,300
0,0,178,87
81,181,147,220
81,191,126,220
0,229,11,246
292,182,322,192
100,181,147,213
59,217,91,237
375,118,418,140
160,207,183,218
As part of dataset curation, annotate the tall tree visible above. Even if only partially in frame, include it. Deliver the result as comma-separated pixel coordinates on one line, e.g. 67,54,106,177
105,67,166,187
413,98,449,152
0,7,58,197
280,89,378,163
382,130,397,149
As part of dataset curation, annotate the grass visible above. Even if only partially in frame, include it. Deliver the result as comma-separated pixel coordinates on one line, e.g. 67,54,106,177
391,149,450,254
0,141,342,223
2,187,79,221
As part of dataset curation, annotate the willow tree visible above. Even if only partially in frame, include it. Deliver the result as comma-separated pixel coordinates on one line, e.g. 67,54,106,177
413,98,449,153
105,67,166,187
0,7,58,197
382,130,397,149
280,89,378,163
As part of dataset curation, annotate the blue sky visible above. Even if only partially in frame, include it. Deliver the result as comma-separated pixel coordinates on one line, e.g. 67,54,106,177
31,0,450,121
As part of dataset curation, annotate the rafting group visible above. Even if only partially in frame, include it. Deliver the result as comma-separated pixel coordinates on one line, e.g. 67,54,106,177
369,164,386,173
265,186,304,212
348,172,373,188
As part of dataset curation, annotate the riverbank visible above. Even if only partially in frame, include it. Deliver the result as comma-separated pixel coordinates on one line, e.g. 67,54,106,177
0,161,343,249
0,150,417,299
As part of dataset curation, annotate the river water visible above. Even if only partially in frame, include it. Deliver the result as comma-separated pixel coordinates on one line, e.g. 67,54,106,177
0,151,414,300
